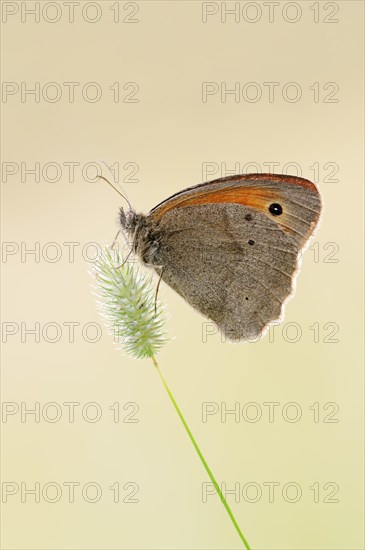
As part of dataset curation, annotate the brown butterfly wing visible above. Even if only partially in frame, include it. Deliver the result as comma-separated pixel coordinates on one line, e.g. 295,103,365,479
148,175,321,341
150,203,294,341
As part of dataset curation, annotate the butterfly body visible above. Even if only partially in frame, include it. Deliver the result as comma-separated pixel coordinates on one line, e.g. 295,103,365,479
119,174,321,341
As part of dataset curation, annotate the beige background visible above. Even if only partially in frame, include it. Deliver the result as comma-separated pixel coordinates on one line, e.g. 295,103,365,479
1,1,364,549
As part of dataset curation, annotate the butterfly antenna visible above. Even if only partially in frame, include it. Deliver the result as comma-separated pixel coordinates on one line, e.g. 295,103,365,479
97,174,132,211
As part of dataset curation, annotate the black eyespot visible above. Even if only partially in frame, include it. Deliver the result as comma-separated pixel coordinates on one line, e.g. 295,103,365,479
248,239,255,246
269,203,283,216
245,214,253,221
245,297,249,301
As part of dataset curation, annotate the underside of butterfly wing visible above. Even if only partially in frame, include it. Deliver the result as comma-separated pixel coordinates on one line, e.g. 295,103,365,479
140,175,321,341
148,203,302,341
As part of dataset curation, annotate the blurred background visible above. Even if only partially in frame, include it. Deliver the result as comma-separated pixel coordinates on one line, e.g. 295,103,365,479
1,1,364,548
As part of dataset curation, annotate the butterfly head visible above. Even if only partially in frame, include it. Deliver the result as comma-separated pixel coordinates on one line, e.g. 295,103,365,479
119,207,135,231
119,207,146,237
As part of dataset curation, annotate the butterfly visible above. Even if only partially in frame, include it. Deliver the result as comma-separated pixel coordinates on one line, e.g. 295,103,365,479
115,173,321,342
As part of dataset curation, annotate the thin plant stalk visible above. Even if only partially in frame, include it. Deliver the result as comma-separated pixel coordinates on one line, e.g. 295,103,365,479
93,246,251,549
151,354,251,550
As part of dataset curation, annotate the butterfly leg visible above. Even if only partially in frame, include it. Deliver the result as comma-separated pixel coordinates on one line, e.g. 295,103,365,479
111,226,138,269
154,266,165,316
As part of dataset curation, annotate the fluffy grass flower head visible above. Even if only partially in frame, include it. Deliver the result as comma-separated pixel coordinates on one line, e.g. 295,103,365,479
92,245,168,359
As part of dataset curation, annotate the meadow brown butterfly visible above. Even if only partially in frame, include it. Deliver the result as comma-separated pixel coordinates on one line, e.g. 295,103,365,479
117,174,322,342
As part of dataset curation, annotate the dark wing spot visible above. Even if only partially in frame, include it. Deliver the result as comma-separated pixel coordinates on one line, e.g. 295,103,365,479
245,213,253,221
269,203,283,216
248,239,255,246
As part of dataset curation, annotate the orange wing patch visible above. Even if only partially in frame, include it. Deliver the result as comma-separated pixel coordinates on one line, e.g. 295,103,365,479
151,174,317,223
152,186,278,221
150,174,320,243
